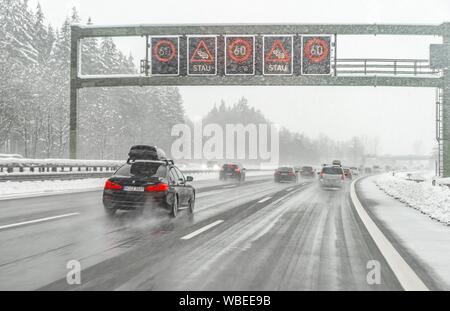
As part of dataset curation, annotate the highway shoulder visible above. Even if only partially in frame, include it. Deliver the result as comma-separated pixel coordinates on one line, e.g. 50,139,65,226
351,176,448,290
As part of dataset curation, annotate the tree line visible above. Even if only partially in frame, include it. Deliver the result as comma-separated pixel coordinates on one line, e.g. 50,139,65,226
202,97,369,166
0,1,184,159
1,1,372,165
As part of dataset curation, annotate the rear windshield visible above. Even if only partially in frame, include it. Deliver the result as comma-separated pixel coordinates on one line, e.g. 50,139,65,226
302,166,313,171
278,167,294,172
115,162,167,178
223,164,238,170
322,167,343,175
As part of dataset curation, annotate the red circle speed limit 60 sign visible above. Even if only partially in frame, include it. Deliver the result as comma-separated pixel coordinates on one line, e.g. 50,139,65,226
153,39,176,63
225,36,255,75
303,37,329,63
228,39,252,63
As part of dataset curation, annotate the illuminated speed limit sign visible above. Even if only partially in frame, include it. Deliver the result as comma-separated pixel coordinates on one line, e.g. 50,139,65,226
225,36,255,75
150,36,179,75
301,35,332,75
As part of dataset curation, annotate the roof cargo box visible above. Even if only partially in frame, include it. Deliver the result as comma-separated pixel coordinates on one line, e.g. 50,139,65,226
127,145,167,162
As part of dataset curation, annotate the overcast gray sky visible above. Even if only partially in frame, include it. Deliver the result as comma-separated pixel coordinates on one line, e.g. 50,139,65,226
30,0,450,155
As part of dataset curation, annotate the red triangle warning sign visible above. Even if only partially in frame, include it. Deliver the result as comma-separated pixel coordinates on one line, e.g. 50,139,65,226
191,40,214,63
265,40,290,63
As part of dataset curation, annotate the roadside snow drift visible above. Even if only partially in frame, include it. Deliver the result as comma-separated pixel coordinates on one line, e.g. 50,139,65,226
374,174,450,224
0,178,107,200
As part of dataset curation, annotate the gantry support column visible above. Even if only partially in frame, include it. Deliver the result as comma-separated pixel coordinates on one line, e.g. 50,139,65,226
69,26,80,159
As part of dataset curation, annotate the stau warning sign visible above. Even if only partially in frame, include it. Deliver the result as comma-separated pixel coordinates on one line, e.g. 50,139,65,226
263,35,293,75
187,36,217,75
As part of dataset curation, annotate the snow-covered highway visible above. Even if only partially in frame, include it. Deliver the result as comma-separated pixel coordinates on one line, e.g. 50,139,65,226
1,174,445,291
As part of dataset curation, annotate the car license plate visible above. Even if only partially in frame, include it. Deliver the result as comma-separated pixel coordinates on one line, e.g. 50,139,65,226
123,186,144,192
227,173,233,176
281,173,287,175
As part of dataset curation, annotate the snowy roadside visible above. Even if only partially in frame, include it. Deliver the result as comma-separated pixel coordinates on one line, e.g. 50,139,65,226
0,178,107,201
374,173,450,224
358,176,450,289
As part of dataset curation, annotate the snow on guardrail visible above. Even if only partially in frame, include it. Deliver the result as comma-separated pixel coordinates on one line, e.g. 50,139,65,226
0,156,273,182
0,157,125,167
374,173,450,225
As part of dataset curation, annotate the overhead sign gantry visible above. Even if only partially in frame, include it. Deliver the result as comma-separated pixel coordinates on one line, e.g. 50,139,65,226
70,23,450,176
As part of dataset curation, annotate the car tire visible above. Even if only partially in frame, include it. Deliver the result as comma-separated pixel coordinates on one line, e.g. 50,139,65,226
188,195,195,214
104,206,116,217
170,195,178,218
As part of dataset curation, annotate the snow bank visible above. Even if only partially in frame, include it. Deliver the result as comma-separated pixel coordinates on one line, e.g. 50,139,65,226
0,178,107,200
374,173,450,224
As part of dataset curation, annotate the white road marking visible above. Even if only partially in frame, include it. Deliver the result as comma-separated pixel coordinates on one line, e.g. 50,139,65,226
180,220,224,240
350,179,429,291
0,212,80,230
223,185,237,188
257,197,272,203
285,187,293,192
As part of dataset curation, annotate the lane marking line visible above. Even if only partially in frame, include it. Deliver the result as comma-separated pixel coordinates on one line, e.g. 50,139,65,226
223,185,237,188
350,179,429,291
180,220,224,240
257,197,272,203
0,212,80,230
285,187,293,192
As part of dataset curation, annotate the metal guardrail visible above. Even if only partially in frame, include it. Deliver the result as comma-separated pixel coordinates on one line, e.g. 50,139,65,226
335,58,441,76
0,164,119,175
0,166,271,182
0,172,115,182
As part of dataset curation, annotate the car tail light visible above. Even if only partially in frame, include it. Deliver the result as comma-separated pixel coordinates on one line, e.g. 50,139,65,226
235,168,240,173
104,180,122,190
288,172,295,176
145,183,169,192
320,172,324,178
341,174,345,180
275,171,281,175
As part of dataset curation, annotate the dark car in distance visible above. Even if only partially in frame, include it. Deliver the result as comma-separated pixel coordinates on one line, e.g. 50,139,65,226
219,163,246,182
103,160,195,218
274,167,298,183
299,166,315,178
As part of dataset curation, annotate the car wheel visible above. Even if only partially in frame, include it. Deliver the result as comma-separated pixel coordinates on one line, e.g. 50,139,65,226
188,195,195,214
170,195,179,218
104,206,116,217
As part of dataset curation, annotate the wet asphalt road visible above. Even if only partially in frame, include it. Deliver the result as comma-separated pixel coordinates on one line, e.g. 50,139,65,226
0,174,403,290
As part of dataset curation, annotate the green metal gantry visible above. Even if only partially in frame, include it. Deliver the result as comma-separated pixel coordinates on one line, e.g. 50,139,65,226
69,23,450,176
